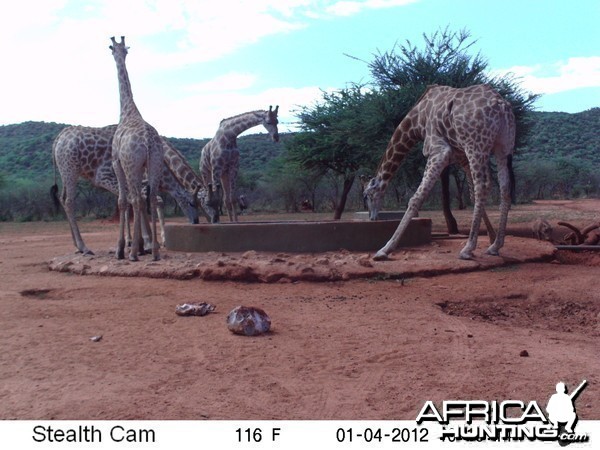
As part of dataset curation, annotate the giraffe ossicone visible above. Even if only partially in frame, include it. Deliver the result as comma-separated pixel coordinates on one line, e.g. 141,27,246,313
363,84,515,260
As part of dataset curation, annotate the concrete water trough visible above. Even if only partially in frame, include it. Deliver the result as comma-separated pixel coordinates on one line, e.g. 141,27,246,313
164,215,431,253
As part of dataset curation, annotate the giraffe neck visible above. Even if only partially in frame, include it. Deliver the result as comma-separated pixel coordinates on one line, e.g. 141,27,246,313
376,110,423,189
219,111,265,141
114,57,141,121
163,141,201,191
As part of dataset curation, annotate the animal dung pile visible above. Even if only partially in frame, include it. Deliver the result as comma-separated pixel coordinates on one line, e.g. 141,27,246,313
175,302,216,316
226,306,271,336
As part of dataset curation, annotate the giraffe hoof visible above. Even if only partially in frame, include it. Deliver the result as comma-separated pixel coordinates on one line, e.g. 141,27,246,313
458,251,474,260
373,251,389,261
485,247,500,256
129,255,139,262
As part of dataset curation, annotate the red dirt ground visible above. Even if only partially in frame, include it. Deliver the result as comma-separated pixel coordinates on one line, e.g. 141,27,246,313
1,200,599,420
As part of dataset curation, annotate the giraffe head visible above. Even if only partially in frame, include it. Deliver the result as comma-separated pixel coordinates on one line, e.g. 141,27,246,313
109,36,128,62
363,176,385,221
184,195,200,225
262,106,279,143
198,183,222,223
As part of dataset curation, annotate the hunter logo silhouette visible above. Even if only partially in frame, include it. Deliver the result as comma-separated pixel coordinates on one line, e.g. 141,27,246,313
546,380,587,433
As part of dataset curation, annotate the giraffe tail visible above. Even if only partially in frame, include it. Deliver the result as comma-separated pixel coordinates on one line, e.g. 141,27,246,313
50,184,61,211
144,184,152,215
507,154,516,204
50,138,61,213
145,142,153,216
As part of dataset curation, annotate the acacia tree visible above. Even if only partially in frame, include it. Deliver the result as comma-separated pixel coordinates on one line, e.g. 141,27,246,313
287,27,538,218
287,85,386,219
369,27,538,204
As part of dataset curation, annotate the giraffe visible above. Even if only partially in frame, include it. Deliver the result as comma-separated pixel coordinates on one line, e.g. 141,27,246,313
51,125,199,255
363,84,515,260
109,36,164,261
200,106,279,222
161,139,221,223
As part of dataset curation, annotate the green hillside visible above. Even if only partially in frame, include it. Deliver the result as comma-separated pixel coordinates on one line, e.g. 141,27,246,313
0,121,67,178
518,108,600,162
0,122,288,181
1,109,598,182
0,108,598,221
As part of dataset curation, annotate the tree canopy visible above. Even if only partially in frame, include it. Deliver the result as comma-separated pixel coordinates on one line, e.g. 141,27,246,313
286,27,539,218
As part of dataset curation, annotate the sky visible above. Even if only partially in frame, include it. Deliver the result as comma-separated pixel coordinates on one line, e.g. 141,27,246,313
0,0,598,138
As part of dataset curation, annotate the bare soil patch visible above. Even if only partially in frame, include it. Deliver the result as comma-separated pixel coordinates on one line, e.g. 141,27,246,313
1,200,599,420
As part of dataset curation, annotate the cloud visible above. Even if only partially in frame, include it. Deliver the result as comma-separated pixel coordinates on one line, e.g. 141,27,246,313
150,84,329,138
0,0,418,133
495,57,600,95
326,0,418,17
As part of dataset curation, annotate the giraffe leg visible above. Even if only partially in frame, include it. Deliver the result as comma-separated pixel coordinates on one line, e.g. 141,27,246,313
486,154,511,256
456,154,496,243
210,167,224,222
146,145,162,261
124,203,145,253
375,143,451,260
124,205,135,249
128,191,142,262
229,151,240,222
138,186,160,252
148,183,161,261
212,184,222,223
112,161,128,260
120,163,144,262
60,178,94,255
482,209,496,244
138,205,151,255
156,195,166,246
459,153,491,260
221,172,236,222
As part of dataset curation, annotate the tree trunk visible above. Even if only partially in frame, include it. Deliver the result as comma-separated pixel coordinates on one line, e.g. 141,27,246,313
333,175,355,220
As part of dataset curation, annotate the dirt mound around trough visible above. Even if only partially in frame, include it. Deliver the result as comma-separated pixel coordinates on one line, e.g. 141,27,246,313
48,237,556,282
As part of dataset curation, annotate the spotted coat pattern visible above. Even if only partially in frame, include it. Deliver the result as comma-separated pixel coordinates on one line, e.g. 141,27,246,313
363,84,515,260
